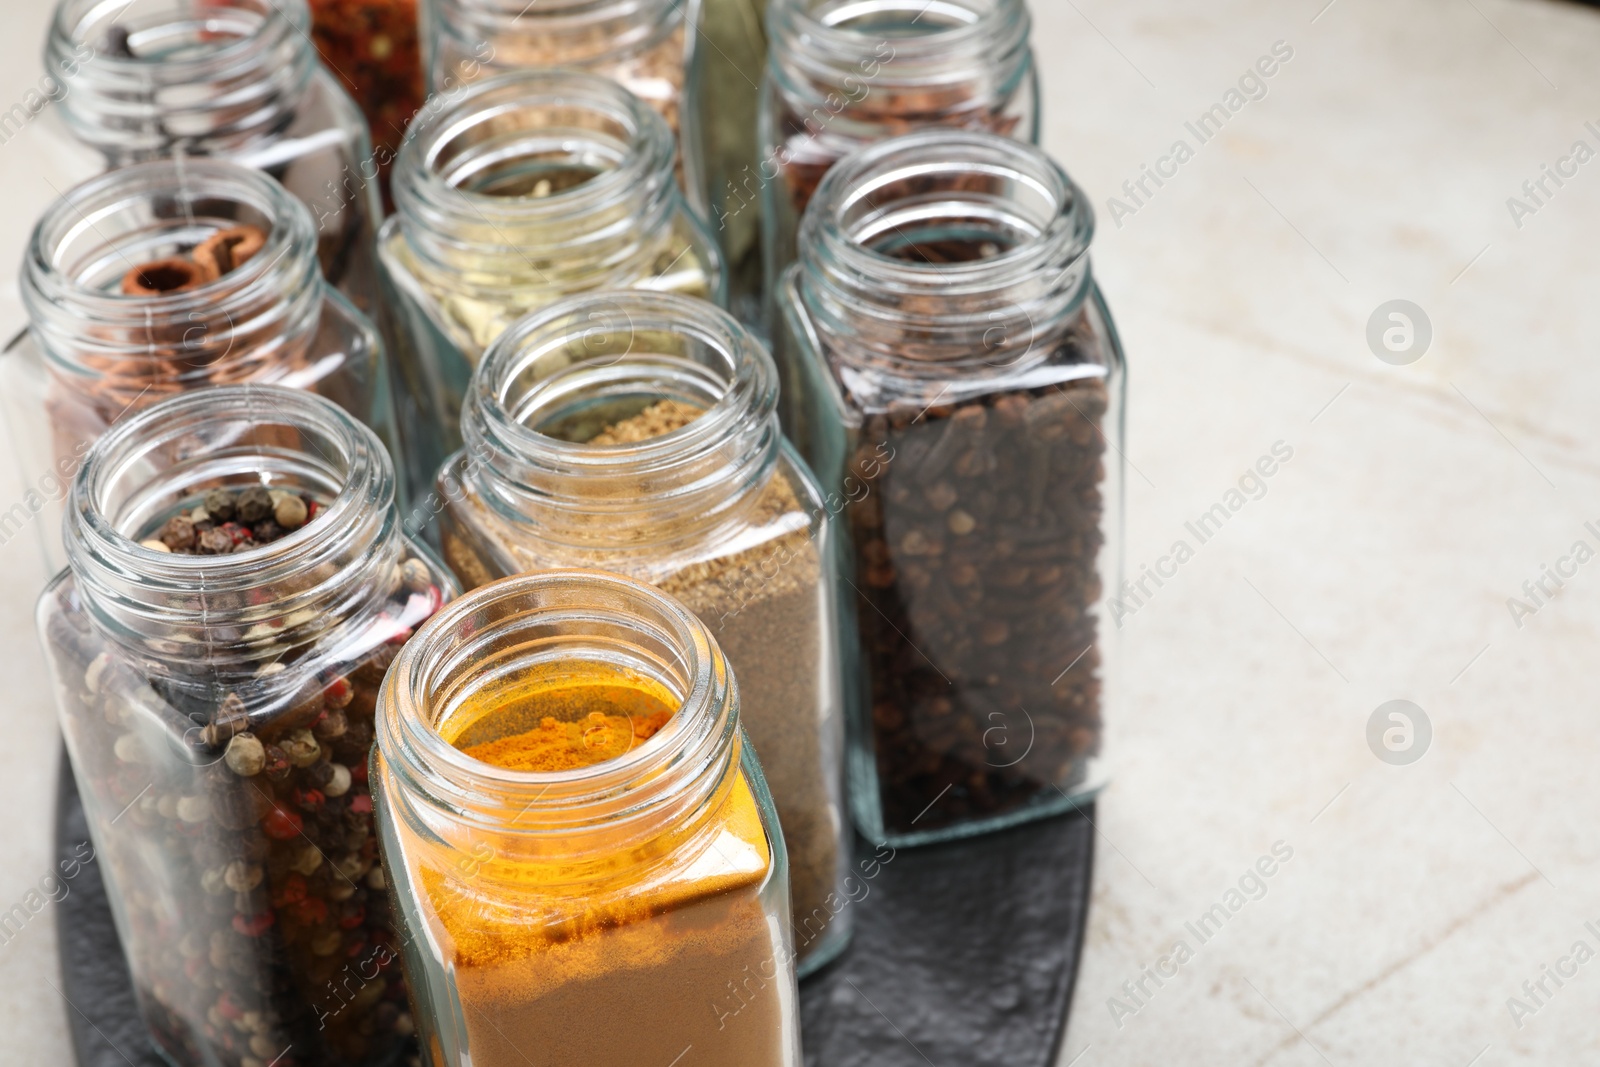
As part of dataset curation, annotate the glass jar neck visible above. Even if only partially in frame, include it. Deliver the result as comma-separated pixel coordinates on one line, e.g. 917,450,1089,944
767,0,1031,127
22,160,324,413
460,293,781,553
64,385,402,680
377,571,741,878
391,71,677,299
432,0,681,66
48,0,318,162
796,129,1095,394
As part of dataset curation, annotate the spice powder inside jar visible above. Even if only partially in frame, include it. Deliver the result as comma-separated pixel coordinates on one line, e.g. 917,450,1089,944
445,397,844,963
414,661,789,1067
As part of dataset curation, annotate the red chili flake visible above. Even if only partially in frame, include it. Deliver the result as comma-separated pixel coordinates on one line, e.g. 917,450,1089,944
345,937,368,958
338,904,366,930
232,911,275,937
262,805,303,840
293,897,329,926
323,675,353,707
215,991,245,1020
294,787,326,812
273,873,309,907
348,794,373,815
306,500,320,521
350,761,369,786
220,521,252,546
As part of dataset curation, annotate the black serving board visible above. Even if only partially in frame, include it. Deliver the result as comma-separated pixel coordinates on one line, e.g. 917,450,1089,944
56,751,1094,1067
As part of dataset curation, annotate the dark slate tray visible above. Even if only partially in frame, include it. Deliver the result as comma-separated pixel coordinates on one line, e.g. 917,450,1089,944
56,750,1094,1067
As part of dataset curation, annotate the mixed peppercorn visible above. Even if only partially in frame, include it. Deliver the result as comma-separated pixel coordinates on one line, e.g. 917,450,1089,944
49,482,446,1067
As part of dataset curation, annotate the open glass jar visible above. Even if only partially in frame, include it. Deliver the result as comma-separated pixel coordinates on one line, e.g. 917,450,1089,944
1,159,397,575
758,0,1037,314
377,70,724,506
422,0,689,148
305,0,425,203
40,0,384,311
433,291,849,972
374,570,800,1067
38,384,454,1067
777,131,1123,846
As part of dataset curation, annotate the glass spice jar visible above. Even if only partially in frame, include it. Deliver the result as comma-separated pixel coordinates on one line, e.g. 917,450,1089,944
38,384,455,1067
0,159,399,575
422,0,690,155
39,0,384,311
777,131,1123,846
683,0,771,328
758,0,1037,319
373,570,801,1067
306,0,425,206
433,291,850,973
376,70,724,507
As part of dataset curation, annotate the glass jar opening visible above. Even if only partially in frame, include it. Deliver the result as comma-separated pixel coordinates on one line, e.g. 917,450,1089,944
49,0,316,156
478,293,771,455
462,294,780,545
380,571,740,845
770,0,1031,92
23,159,321,383
65,384,396,663
394,72,676,284
403,73,678,239
799,130,1094,375
431,0,681,65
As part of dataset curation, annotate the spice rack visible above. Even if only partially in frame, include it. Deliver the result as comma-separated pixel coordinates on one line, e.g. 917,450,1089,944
55,750,1094,1067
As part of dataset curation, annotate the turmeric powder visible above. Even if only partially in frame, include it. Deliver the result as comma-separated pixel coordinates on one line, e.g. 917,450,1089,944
397,660,796,1067
446,666,677,771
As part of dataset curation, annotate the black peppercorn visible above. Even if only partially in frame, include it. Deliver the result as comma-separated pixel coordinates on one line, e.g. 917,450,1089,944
236,486,273,524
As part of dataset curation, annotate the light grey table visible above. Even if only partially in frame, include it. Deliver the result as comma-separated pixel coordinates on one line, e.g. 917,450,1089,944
1,1,1598,1064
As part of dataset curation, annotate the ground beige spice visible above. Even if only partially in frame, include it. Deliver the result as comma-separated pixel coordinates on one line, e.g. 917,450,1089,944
441,399,846,963
596,402,844,962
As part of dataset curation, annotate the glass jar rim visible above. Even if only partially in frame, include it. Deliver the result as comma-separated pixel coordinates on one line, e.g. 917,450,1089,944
430,0,682,45
393,69,674,242
49,0,311,73
767,0,1031,88
66,383,391,589
795,130,1096,378
24,157,317,318
458,291,782,552
803,129,1091,287
22,159,323,382
47,0,317,150
378,569,740,836
468,291,777,474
